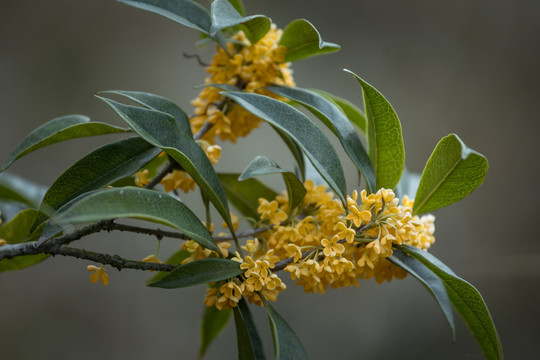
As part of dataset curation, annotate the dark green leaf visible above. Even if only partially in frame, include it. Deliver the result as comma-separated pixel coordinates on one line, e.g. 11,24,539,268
101,90,193,137
211,0,270,44
267,86,375,193
0,115,128,171
312,89,367,133
147,258,242,288
239,155,306,213
261,296,308,360
389,249,455,339
278,19,340,62
200,306,233,358
0,209,49,272
0,172,47,208
218,173,278,221
274,129,305,182
39,187,220,253
234,298,266,360
35,137,160,227
345,70,405,191
148,248,191,283
222,91,346,204
399,245,503,360
413,134,488,215
118,0,228,49
97,96,236,236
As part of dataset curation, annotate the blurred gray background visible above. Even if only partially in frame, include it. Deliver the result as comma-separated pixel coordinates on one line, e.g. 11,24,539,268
1,0,539,359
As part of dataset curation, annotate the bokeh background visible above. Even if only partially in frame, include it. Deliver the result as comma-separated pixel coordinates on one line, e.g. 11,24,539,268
1,0,539,359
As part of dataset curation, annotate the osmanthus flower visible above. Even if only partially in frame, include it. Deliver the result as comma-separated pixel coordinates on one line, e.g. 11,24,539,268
134,169,150,187
141,254,162,272
181,239,232,264
0,239,7,246
190,24,295,144
257,199,287,225
160,170,196,193
321,235,345,257
87,265,109,286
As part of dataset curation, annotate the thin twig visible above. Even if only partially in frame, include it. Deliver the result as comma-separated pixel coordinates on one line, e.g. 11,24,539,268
145,161,176,190
183,53,209,67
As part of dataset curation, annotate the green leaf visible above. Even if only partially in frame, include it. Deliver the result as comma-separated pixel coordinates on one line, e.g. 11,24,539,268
261,296,308,360
97,96,236,236
148,248,191,283
0,209,49,272
399,245,503,360
234,298,266,360
274,129,305,182
222,91,346,204
118,0,228,50
200,306,233,358
0,172,47,208
218,173,278,221
389,249,455,339
0,115,128,171
35,137,160,227
412,134,488,215
267,86,375,193
312,89,367,134
39,187,220,254
345,70,405,191
101,90,193,137
147,258,242,288
226,0,245,16
211,0,270,44
278,19,340,62
239,156,306,213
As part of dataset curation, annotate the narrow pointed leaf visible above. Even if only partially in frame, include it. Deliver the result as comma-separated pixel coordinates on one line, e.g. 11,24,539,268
211,0,270,44
345,70,405,191
267,86,375,193
261,296,308,360
413,134,488,215
147,258,242,288
39,187,220,253
118,0,228,49
35,137,160,227
0,172,47,208
200,306,233,358
0,209,48,272
218,173,278,221
101,90,193,137
222,91,346,204
312,89,367,133
97,96,236,235
389,249,455,339
399,245,503,360
239,156,306,212
1,115,128,171
234,298,266,360
278,19,340,62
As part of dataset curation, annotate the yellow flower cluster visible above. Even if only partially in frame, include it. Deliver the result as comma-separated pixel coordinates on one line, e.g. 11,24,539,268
204,249,286,310
253,182,437,294
191,25,295,143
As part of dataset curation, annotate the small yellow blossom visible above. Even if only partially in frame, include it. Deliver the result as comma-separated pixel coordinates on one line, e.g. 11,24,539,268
160,170,196,193
0,239,7,246
87,265,109,286
321,235,345,257
257,199,288,225
134,169,150,187
141,254,162,272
